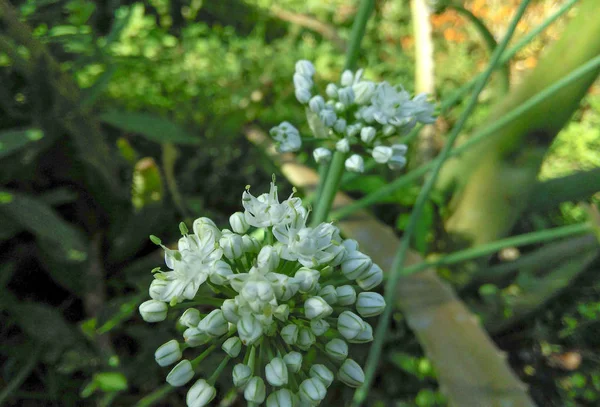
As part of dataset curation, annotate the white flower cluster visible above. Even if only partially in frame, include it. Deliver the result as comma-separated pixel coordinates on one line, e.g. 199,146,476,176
139,180,386,406
271,60,436,173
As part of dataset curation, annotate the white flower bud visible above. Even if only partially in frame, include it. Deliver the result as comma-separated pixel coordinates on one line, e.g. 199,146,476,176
281,323,299,345
198,309,228,337
210,260,233,285
349,322,373,343
296,327,316,351
346,123,361,138
319,109,337,127
265,357,289,387
166,359,194,387
325,338,348,361
266,388,295,407
372,146,393,164
333,118,347,134
232,363,252,388
353,81,376,104
183,327,211,347
335,285,357,306
274,304,290,322
345,154,365,173
222,336,242,358
295,87,311,104
293,73,313,90
148,279,168,301
193,217,220,240
294,268,320,293
310,319,330,336
237,314,263,346
337,311,366,341
338,358,365,388
382,124,396,137
305,296,333,320
155,340,181,367
221,299,239,323
318,285,338,304
334,101,346,112
338,87,355,106
180,308,201,328
342,238,359,252
242,234,261,253
219,232,243,260
186,379,216,407
325,83,338,98
356,263,384,290
340,70,354,87
360,126,377,144
229,212,249,234
341,251,372,279
283,351,302,373
244,376,266,404
336,138,350,153
139,300,167,323
356,292,386,317
257,245,280,272
388,144,408,170
310,364,334,387
309,95,325,113
299,377,327,404
295,60,315,77
313,147,332,164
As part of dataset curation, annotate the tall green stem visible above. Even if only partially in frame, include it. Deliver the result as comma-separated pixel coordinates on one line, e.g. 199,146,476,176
352,2,532,405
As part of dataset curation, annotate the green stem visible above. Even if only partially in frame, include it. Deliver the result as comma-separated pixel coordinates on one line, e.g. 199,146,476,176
334,54,600,220
191,344,217,369
309,161,330,206
343,0,376,71
402,223,592,275
353,2,532,405
134,384,174,407
171,297,224,309
310,151,347,226
208,356,231,385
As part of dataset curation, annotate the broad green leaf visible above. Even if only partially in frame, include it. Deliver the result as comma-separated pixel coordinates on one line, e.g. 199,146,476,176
101,111,201,144
0,190,87,263
0,128,44,158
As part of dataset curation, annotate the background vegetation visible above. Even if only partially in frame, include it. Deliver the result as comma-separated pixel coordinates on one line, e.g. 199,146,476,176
1,0,599,406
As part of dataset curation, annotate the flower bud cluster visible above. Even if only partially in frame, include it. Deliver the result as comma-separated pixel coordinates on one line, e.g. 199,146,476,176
139,180,386,406
270,60,436,173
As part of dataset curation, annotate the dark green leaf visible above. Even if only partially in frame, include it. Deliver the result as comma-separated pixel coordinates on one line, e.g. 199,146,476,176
101,111,201,145
11,302,79,348
81,65,117,108
0,128,44,158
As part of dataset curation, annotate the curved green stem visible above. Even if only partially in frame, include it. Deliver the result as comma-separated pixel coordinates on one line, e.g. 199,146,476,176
352,2,532,405
134,384,173,407
310,151,346,226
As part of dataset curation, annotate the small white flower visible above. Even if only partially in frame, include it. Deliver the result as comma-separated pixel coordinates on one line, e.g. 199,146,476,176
318,285,338,304
283,351,302,373
356,263,383,290
342,238,359,252
281,324,299,345
257,245,280,272
139,300,168,323
295,87,312,104
296,327,316,351
346,123,361,138
313,147,332,164
295,60,315,77
388,144,408,170
166,360,194,387
293,73,313,90
270,122,303,153
293,268,320,293
349,322,374,344
353,80,376,104
232,363,252,388
242,181,305,228
229,212,249,234
360,126,377,144
310,318,330,336
209,260,233,285
299,377,327,404
337,311,367,341
338,87,355,106
244,376,267,404
340,70,354,87
221,299,239,323
336,138,350,153
382,124,396,137
408,93,436,124
266,388,295,407
186,379,216,407
325,83,338,98
309,95,325,113
198,309,228,337
333,118,347,134
179,308,201,328
310,364,334,387
305,296,333,320
338,358,365,388
318,109,337,127
334,101,346,112
192,217,221,241
155,340,182,367
325,338,348,361
237,314,263,346
222,337,242,358
356,292,386,317
372,145,393,164
345,154,365,173
341,250,372,279
274,304,290,322
242,234,261,253
183,327,211,347
265,357,289,387
336,285,356,306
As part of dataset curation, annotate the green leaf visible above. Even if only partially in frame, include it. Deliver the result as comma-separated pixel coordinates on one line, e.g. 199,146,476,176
94,372,128,392
0,190,88,263
81,65,117,108
0,128,44,158
11,302,79,348
101,111,201,145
